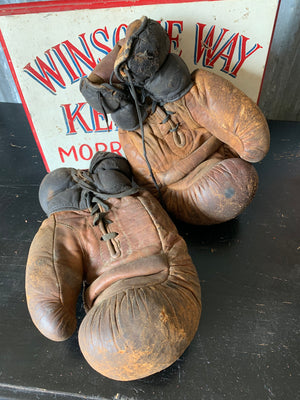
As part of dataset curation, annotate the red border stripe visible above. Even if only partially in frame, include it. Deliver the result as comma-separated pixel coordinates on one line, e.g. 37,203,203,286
0,0,223,16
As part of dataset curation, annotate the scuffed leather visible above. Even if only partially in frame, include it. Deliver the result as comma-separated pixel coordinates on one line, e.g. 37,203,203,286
26,182,201,380
118,69,270,225
186,69,270,163
144,53,193,103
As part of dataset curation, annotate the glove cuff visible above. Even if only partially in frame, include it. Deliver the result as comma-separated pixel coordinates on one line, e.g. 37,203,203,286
80,78,149,130
114,17,170,86
143,53,193,104
80,78,128,114
39,152,137,216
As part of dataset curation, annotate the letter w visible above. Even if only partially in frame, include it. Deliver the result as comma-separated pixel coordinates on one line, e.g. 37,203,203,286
194,23,229,66
61,33,97,77
23,49,66,94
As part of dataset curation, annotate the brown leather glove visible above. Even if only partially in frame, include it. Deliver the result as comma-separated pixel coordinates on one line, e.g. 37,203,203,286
113,17,270,225
80,34,150,131
118,61,269,224
25,151,201,381
80,17,270,225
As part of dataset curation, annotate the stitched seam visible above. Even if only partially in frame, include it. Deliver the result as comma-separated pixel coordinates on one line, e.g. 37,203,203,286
127,133,163,187
52,214,63,305
180,93,202,129
135,194,171,277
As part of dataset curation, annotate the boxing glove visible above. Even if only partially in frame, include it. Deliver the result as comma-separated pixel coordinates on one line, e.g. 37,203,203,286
25,151,201,381
81,17,270,225
80,33,151,131
118,55,269,224
115,18,270,224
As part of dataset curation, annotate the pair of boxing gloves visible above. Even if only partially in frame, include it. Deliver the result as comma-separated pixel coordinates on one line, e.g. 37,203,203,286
25,16,270,381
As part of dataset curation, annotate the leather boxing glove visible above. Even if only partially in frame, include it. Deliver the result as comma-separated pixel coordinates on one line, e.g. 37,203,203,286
81,17,270,225
117,18,270,225
118,53,269,224
80,34,151,131
25,151,201,381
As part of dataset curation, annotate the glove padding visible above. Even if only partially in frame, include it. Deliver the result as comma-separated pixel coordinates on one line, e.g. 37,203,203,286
25,151,201,380
113,16,269,224
80,16,270,225
80,79,149,131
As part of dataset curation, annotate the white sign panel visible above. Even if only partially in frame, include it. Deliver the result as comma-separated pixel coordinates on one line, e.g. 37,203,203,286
0,0,279,171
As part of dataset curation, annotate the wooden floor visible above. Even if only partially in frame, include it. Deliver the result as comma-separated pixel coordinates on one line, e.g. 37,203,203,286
0,102,299,400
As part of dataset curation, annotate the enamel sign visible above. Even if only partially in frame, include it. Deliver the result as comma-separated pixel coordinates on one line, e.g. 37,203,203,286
0,0,280,171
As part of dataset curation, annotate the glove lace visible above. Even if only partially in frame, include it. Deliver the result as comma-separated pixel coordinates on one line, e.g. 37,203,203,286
151,102,185,147
71,169,138,258
123,67,166,207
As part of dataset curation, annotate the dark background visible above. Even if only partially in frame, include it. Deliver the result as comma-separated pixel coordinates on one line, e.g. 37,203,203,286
0,103,299,399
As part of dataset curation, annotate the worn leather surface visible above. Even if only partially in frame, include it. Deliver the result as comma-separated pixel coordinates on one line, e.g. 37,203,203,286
88,42,122,84
114,17,170,85
25,155,201,381
119,68,270,225
78,191,201,380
